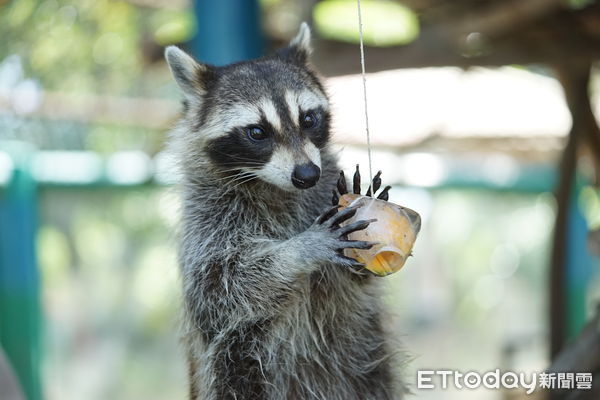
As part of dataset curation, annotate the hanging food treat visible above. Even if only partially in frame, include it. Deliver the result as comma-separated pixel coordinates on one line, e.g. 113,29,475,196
334,166,421,276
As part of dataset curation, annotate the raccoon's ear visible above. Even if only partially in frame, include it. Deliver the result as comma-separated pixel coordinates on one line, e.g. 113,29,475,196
277,22,312,65
165,46,212,98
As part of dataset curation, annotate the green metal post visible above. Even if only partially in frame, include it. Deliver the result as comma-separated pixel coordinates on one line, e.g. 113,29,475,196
0,142,41,400
192,0,263,65
565,179,594,339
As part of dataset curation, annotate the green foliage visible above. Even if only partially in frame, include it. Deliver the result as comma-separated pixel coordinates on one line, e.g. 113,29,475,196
0,0,195,96
313,0,419,47
0,0,196,153
567,0,595,9
150,9,196,46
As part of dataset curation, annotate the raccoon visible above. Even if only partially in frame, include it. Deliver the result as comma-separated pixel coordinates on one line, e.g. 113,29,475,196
165,23,406,400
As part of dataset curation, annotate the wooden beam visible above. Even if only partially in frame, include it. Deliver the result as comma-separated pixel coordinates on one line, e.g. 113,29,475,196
312,3,600,75
437,0,563,39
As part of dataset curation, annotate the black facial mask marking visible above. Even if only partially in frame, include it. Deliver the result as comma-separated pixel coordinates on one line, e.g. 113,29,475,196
206,116,276,171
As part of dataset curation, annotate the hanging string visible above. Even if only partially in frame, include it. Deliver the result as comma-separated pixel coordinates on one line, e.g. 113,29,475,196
356,0,374,192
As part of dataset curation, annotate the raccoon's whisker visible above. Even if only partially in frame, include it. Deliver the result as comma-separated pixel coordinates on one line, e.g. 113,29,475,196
211,179,252,203
226,156,262,164
217,168,261,175
210,171,259,197
209,173,256,190
233,174,258,186
201,169,261,185
194,175,240,186
207,150,266,165
212,164,266,171
228,175,258,192
227,172,257,185
216,161,266,167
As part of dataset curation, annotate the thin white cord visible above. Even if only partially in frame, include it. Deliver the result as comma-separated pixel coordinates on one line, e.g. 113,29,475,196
356,0,374,191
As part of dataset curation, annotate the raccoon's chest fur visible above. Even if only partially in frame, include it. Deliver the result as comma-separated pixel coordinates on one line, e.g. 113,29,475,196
203,258,393,400
180,159,400,400
264,270,394,400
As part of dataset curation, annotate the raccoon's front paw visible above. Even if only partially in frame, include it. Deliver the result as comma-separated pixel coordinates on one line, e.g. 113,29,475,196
305,204,376,268
331,165,391,205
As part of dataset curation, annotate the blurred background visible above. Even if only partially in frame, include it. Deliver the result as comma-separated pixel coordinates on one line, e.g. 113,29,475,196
1,0,599,399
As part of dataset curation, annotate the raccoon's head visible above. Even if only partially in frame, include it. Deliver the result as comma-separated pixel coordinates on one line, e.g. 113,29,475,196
165,23,330,191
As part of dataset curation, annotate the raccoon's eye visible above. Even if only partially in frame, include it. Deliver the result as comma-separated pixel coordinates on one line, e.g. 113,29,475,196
300,111,318,129
246,126,267,142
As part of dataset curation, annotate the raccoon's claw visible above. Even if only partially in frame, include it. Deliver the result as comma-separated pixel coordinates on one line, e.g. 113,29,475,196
334,254,365,268
327,205,360,227
331,189,339,206
310,205,375,268
316,203,375,236
337,171,347,195
377,185,391,201
332,165,389,204
315,204,360,229
337,219,377,237
366,170,382,197
316,205,339,225
339,240,375,250
353,164,361,194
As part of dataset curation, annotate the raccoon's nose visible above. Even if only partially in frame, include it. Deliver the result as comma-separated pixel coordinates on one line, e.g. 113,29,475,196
292,162,321,189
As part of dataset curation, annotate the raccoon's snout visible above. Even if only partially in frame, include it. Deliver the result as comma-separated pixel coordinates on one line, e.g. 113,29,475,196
291,162,321,189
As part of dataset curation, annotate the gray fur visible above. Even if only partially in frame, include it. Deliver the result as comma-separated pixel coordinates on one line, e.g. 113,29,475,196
166,25,407,400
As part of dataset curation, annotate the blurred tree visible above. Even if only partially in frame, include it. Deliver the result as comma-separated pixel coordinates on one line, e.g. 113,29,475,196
0,0,195,97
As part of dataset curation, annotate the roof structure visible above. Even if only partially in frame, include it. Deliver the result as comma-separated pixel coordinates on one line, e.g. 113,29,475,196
314,0,600,74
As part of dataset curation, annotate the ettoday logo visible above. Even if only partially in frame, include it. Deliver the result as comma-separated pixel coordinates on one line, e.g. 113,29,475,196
417,369,593,394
